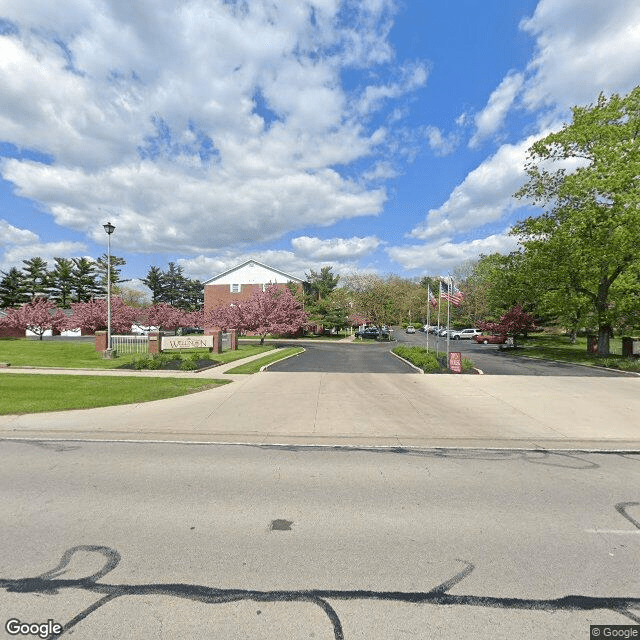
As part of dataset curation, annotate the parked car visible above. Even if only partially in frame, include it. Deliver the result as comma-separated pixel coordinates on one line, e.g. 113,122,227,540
449,328,482,340
473,333,507,344
178,326,204,335
406,325,416,334
356,327,381,339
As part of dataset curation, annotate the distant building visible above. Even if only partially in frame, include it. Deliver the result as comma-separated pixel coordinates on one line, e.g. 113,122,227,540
203,260,305,317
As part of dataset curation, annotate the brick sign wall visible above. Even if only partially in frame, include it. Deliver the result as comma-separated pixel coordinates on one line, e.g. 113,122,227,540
161,335,214,351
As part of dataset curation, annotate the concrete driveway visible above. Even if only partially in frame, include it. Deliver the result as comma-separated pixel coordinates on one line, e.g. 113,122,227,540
1,367,639,450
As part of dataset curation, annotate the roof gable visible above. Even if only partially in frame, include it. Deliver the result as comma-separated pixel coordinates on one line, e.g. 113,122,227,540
204,260,304,286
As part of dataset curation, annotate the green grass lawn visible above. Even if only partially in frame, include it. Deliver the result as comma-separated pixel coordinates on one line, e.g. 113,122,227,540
0,339,274,369
224,347,304,373
0,374,230,414
507,333,640,372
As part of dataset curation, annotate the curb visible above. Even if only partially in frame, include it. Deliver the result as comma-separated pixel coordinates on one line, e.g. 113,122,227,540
388,350,424,373
504,352,640,377
1,436,639,454
259,347,306,372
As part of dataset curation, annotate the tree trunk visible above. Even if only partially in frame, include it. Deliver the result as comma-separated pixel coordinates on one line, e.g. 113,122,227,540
597,324,611,356
260,334,265,345
596,275,612,356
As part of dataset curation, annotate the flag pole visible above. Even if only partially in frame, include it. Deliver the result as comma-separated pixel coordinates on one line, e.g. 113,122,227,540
426,286,431,353
446,276,451,367
436,280,442,355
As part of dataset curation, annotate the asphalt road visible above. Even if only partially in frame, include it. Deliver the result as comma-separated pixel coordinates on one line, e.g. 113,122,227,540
269,340,415,373
1,440,638,640
394,329,635,376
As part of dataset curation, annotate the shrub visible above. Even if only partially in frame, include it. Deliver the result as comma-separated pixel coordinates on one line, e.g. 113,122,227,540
179,353,202,371
132,353,174,370
393,346,476,373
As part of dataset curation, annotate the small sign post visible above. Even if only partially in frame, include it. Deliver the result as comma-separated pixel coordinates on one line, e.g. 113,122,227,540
448,351,462,373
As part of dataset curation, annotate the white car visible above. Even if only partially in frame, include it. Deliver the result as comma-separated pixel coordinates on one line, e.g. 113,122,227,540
406,325,416,333
449,328,482,340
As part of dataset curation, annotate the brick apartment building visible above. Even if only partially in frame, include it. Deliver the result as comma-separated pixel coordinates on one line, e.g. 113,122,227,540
203,260,306,318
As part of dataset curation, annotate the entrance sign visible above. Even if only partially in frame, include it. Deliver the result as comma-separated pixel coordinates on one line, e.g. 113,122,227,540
448,351,462,373
161,335,214,351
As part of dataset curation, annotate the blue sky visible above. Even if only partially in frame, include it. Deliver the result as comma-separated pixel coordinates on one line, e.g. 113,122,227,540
1,0,639,296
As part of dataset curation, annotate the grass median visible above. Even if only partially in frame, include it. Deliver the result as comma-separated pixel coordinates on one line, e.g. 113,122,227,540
506,334,640,373
225,347,304,373
0,373,230,415
392,345,475,373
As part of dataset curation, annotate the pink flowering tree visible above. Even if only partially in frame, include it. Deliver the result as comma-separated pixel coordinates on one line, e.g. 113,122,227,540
141,303,187,332
348,313,368,328
479,305,536,345
182,310,205,329
0,298,67,340
206,285,309,344
65,298,138,334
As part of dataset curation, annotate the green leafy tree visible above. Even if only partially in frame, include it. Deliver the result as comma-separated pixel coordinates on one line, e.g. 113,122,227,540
0,267,28,308
515,87,640,355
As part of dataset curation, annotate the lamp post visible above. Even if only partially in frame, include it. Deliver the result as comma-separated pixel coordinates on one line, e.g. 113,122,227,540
103,222,115,357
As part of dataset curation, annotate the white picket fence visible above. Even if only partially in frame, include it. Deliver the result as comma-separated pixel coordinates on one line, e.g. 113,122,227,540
110,332,231,355
111,334,149,354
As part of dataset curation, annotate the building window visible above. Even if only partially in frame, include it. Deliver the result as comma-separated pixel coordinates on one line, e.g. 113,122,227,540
230,284,241,293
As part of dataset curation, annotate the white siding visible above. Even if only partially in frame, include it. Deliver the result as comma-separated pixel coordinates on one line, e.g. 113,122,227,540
213,262,293,286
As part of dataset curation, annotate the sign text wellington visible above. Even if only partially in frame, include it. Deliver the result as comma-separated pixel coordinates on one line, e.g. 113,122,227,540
161,336,214,351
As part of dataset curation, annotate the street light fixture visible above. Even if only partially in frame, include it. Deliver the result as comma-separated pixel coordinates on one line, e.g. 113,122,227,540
103,222,115,357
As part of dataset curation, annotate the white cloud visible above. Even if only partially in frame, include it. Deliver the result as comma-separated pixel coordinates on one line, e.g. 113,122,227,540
291,235,381,259
0,0,423,255
0,219,39,245
356,61,428,114
178,248,372,282
409,135,539,240
387,231,520,273
521,0,640,111
469,71,524,148
0,219,87,272
424,125,459,157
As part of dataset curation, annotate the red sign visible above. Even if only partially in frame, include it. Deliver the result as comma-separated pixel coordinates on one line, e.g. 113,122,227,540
448,351,462,373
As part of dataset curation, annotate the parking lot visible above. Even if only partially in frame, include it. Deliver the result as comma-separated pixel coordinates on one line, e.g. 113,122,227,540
393,328,635,376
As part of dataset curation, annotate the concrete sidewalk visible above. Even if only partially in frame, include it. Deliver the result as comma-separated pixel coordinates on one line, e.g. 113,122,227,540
0,361,639,449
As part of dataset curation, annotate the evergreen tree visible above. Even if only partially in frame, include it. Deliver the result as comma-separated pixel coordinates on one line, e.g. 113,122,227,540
305,266,340,300
96,253,126,289
0,267,28,308
183,278,204,311
50,257,75,307
143,266,165,304
71,257,103,302
22,257,51,299
161,262,186,307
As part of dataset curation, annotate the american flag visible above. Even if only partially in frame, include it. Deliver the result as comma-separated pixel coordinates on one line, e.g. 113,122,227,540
429,286,438,308
440,280,464,307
